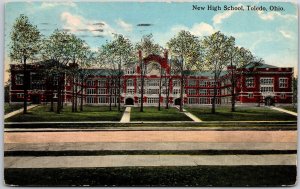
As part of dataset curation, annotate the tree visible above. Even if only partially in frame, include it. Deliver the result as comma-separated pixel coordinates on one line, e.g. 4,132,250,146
136,34,162,112
202,31,232,114
111,35,134,112
167,30,202,112
41,29,73,113
226,38,255,111
9,14,42,114
97,42,119,111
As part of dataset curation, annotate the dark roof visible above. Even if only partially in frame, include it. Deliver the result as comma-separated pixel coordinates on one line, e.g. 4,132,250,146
186,70,227,77
243,62,278,69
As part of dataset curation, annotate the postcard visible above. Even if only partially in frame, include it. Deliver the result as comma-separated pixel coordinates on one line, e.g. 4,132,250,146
3,1,298,186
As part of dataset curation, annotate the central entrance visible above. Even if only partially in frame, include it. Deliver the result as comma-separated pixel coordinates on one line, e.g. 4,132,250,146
125,98,134,105
174,98,181,106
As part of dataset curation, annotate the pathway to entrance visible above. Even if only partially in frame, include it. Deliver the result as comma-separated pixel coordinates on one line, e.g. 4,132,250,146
269,106,297,116
175,106,202,122
120,107,131,123
4,105,38,119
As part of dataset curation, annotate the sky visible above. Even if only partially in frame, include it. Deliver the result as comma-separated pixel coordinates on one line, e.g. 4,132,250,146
4,1,298,81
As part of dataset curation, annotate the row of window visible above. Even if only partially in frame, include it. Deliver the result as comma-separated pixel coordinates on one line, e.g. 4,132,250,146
187,97,220,104
245,77,288,88
188,89,220,95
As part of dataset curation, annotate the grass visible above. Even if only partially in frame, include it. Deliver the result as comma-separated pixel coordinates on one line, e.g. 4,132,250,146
5,105,124,122
4,103,23,114
4,166,296,186
186,106,297,121
130,107,192,121
279,106,297,113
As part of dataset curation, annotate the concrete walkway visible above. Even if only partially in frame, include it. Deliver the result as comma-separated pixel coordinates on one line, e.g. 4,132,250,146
5,142,297,152
4,105,38,119
175,106,202,122
269,106,297,116
4,154,296,168
120,107,131,123
5,131,296,143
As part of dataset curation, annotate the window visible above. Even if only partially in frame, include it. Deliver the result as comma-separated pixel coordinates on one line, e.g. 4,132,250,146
127,79,133,87
98,96,107,103
188,97,197,104
147,79,159,86
210,81,216,87
199,97,208,104
199,89,207,95
188,80,197,86
280,93,286,99
199,81,208,87
173,80,180,87
87,80,95,87
17,93,24,98
260,86,273,92
248,93,254,98
127,68,134,75
279,78,288,88
127,88,134,94
147,97,159,104
98,88,106,94
98,80,106,87
260,78,273,85
15,74,23,85
173,88,181,95
87,97,95,103
147,89,159,95
245,77,255,88
188,89,196,95
87,88,95,94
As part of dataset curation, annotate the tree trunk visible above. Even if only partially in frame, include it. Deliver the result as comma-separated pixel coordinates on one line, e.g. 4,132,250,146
80,76,84,111
72,76,75,112
211,73,217,114
140,63,144,112
23,57,28,114
230,59,236,112
114,78,117,107
74,76,78,112
56,75,61,114
50,76,54,112
109,79,112,111
118,64,121,112
158,67,163,111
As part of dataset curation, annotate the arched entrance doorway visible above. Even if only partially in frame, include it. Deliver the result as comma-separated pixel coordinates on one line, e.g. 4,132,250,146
174,98,181,106
31,94,40,104
265,96,274,106
125,98,134,105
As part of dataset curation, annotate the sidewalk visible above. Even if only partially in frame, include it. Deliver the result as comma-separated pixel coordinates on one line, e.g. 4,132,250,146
120,107,131,123
269,106,297,116
4,154,296,168
5,142,297,152
4,105,38,119
175,106,202,122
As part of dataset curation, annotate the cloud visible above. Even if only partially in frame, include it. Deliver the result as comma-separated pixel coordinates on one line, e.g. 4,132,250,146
257,11,297,21
41,2,77,9
213,11,235,25
171,22,215,37
279,30,293,39
115,19,133,32
190,22,215,36
60,12,115,37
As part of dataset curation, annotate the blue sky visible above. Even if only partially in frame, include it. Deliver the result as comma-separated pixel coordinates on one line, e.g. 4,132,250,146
4,1,298,78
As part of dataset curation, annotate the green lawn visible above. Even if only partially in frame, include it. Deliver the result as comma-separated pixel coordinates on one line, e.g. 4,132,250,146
280,106,297,113
186,106,297,121
4,103,23,114
131,107,192,121
5,105,124,122
4,166,296,186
